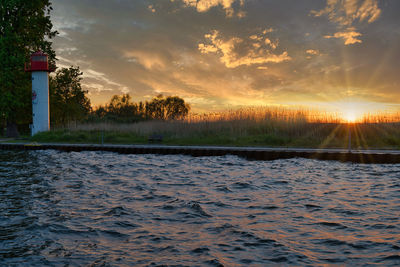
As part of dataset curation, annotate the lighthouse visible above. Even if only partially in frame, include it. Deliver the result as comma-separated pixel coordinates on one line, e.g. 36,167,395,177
25,51,51,136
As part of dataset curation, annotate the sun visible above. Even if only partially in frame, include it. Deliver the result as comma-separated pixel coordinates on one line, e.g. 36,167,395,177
333,100,381,123
343,110,357,123
335,100,392,123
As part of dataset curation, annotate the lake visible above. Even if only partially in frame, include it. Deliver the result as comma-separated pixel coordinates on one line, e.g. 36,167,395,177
0,150,399,266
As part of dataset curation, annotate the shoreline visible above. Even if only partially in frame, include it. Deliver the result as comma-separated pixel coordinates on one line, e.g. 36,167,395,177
1,142,400,164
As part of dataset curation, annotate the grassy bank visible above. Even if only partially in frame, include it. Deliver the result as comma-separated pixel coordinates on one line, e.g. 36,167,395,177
26,107,400,149
30,120,400,149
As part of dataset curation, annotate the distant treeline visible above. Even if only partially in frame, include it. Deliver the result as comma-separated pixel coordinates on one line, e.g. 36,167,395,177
89,94,190,123
49,66,190,127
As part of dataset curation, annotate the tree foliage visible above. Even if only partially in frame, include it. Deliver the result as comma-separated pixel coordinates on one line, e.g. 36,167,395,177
50,66,91,127
92,94,190,122
0,0,57,135
146,95,191,120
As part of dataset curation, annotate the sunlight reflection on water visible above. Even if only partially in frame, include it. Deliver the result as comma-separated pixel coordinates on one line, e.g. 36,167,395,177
0,150,399,266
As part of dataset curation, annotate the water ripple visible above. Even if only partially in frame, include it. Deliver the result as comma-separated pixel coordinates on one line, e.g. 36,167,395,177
0,151,399,266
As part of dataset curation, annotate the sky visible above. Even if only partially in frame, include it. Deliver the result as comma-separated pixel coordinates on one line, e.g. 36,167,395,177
51,0,400,113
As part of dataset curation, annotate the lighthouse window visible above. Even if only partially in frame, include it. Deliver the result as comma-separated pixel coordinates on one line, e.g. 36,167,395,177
33,56,47,62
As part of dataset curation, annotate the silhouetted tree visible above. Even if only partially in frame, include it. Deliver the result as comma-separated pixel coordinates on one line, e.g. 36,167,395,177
146,94,165,120
93,105,107,119
50,66,91,126
164,96,190,120
107,94,137,117
145,94,190,120
90,94,190,122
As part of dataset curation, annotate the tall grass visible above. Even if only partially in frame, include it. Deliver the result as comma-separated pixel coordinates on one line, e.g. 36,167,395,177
35,106,400,149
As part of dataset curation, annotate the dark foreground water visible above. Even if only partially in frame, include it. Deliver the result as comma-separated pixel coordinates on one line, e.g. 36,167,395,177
0,150,399,266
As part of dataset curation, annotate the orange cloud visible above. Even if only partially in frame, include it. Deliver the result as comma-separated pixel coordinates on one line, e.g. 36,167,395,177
324,29,362,45
178,0,245,17
312,0,381,26
312,0,381,45
198,30,291,68
306,49,319,55
305,49,320,59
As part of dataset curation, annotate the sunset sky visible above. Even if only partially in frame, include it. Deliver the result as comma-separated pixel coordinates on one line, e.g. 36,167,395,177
51,0,400,113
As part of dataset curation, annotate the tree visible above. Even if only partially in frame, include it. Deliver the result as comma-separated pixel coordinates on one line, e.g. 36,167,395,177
164,96,190,120
146,94,190,120
0,0,57,136
90,94,190,122
107,94,137,117
93,94,143,122
50,66,91,127
145,94,165,120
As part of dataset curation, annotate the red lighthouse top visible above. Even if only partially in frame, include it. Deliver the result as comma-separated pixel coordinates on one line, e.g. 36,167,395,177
25,51,50,72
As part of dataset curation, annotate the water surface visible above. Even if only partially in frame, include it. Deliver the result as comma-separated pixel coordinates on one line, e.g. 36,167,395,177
0,150,399,266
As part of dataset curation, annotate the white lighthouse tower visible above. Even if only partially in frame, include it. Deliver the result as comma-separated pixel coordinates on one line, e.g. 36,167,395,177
25,51,51,136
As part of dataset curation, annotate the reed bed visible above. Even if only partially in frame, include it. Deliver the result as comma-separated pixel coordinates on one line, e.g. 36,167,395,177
36,106,400,149
68,107,334,137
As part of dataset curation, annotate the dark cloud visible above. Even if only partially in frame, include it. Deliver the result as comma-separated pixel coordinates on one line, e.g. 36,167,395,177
51,0,400,111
